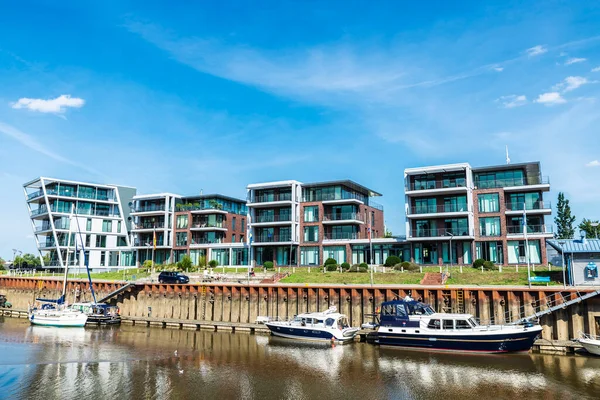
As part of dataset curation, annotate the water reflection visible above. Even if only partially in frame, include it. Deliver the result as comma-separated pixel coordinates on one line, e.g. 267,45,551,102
1,318,599,400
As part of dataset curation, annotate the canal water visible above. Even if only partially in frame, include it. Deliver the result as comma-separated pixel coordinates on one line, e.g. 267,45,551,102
0,317,599,400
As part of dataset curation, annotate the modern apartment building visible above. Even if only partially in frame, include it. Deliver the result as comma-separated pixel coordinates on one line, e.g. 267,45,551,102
404,161,552,266
172,194,248,266
130,193,180,265
247,180,389,267
23,177,136,271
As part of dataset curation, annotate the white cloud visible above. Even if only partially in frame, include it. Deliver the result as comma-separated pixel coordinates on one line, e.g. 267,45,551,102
592,66,600,72
11,94,85,114
534,92,566,105
525,45,547,57
565,57,587,65
496,95,527,108
553,76,590,92
493,66,504,72
586,160,600,167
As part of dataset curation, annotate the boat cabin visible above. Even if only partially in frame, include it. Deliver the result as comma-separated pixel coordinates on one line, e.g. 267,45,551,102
292,312,350,330
379,299,435,326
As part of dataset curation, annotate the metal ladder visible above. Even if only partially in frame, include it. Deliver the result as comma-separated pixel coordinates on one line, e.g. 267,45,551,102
510,289,600,325
456,290,465,314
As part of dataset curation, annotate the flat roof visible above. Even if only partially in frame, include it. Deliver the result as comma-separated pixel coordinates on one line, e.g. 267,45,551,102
404,163,471,175
247,180,302,189
472,161,541,173
547,239,600,253
180,193,246,204
132,193,181,200
23,176,136,190
303,180,382,197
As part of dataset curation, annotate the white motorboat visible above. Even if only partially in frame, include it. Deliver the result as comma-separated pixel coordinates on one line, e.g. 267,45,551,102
264,306,359,343
578,332,600,356
28,204,88,327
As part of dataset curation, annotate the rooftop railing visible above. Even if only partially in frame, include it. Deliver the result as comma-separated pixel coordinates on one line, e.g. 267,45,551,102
475,176,550,189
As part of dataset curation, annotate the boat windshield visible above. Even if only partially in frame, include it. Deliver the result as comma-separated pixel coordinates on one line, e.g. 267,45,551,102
337,317,349,329
468,317,479,327
407,303,435,316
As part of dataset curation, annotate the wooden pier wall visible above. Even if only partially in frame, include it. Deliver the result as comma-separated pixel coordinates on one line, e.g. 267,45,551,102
1,277,599,341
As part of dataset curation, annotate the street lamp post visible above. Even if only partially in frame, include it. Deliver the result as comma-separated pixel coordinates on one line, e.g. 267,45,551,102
558,240,566,288
445,231,454,274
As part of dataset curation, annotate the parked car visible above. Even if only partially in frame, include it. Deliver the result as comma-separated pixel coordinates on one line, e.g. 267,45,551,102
158,271,190,284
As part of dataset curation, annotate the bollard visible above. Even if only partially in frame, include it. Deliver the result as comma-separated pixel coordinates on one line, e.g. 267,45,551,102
308,267,310,274
420,266,422,273
293,267,295,273
439,266,442,273
401,267,404,273
499,265,502,273
460,265,463,273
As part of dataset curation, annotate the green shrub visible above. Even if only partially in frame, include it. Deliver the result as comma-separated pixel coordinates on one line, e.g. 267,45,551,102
326,264,338,272
142,260,153,270
384,255,401,267
473,258,486,269
482,261,497,270
359,262,368,269
198,255,207,268
340,262,351,270
324,258,337,266
178,255,193,272
263,261,274,270
348,264,359,272
208,260,218,268
358,266,368,273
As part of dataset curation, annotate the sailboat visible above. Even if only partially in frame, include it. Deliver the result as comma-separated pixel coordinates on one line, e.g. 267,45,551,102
28,204,88,327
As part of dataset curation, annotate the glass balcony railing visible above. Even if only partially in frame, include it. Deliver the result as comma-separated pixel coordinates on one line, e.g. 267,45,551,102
190,222,225,229
254,234,292,243
505,201,551,211
134,221,165,229
190,237,224,245
132,204,167,213
507,225,552,234
323,212,365,222
27,190,43,200
323,232,361,240
255,214,292,223
252,193,293,203
475,176,550,189
409,204,470,215
30,207,48,216
407,179,467,191
409,228,472,238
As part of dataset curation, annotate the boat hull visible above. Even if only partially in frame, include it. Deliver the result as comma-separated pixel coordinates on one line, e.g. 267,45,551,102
265,323,357,343
579,339,600,356
29,312,88,327
373,328,542,353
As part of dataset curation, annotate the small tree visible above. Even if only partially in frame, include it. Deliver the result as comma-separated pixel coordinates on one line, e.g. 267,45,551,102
384,228,393,238
384,255,401,267
473,258,485,269
340,262,351,271
263,261,274,270
178,255,193,272
208,260,218,268
143,260,153,271
555,192,576,239
198,255,207,268
579,218,600,239
324,258,337,266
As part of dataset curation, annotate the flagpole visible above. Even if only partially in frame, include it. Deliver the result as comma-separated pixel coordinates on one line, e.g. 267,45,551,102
152,227,156,276
369,211,374,286
524,203,531,288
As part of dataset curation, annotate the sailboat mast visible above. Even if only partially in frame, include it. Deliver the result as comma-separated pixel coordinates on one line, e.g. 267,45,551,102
62,203,76,299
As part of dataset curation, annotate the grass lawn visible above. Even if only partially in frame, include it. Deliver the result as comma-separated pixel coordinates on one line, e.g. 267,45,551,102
34,268,150,281
279,265,564,286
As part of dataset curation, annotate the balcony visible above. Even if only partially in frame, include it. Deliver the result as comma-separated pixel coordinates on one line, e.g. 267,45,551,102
248,193,294,208
507,225,553,236
133,239,166,247
407,204,470,218
27,190,44,200
475,176,550,191
320,192,366,205
190,238,225,245
252,214,293,226
505,201,552,214
44,188,117,202
322,212,365,224
252,234,293,244
405,179,468,195
190,222,227,231
408,228,474,240
132,221,166,231
30,207,48,217
323,232,361,241
131,204,167,213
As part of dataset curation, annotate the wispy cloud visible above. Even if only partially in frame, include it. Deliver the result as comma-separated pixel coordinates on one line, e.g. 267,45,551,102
534,92,566,105
493,66,504,72
525,45,547,57
553,76,592,92
565,57,587,65
0,121,101,176
592,66,600,72
11,95,85,114
586,160,600,167
496,95,527,108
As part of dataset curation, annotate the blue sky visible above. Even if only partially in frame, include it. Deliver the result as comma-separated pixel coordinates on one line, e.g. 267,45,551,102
1,1,600,259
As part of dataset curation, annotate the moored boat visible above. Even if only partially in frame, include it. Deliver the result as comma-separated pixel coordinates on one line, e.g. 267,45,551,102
578,333,600,356
29,297,88,327
70,302,121,325
265,307,359,343
367,297,542,353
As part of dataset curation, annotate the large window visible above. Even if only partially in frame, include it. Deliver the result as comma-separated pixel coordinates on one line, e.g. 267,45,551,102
444,196,467,213
176,215,188,229
232,217,236,230
102,220,112,233
212,249,230,266
475,241,503,264
445,218,469,236
478,193,499,213
300,247,319,265
303,226,319,242
475,169,525,188
507,192,542,211
507,240,541,264
96,235,106,248
479,217,501,236
323,246,346,263
176,232,188,246
304,206,319,222
232,248,248,265
86,218,92,231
